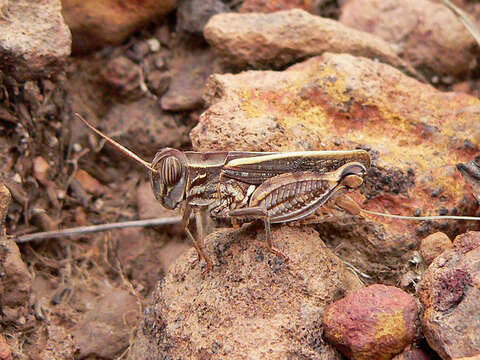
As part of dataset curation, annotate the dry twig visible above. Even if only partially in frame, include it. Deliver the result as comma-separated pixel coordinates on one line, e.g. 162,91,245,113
13,217,182,243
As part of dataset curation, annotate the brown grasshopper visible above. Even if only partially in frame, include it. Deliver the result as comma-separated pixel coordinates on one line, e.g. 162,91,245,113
77,114,371,274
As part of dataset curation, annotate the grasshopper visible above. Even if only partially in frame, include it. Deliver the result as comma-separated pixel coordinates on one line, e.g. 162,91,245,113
77,114,370,275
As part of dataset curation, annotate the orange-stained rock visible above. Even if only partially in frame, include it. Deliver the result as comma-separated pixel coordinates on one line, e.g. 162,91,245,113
417,231,480,360
129,226,363,359
340,0,479,75
191,53,480,283
62,0,177,53
204,9,418,77
323,284,420,360
419,232,453,265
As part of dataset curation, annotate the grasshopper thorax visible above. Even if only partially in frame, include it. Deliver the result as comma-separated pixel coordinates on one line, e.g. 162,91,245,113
150,148,188,210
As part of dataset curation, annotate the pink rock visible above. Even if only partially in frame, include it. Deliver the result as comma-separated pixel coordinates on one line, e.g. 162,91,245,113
418,231,480,359
419,232,453,265
323,284,420,360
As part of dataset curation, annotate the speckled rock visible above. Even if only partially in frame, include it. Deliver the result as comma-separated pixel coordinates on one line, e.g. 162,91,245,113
191,52,480,283
417,231,480,360
129,226,363,359
419,232,453,265
0,0,71,81
323,284,420,360
204,9,418,77
339,0,479,75
62,0,177,53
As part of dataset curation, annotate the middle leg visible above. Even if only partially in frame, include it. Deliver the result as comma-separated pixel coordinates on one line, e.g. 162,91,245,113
228,207,289,261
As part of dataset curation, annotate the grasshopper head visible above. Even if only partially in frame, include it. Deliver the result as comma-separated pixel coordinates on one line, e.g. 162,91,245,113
150,148,188,209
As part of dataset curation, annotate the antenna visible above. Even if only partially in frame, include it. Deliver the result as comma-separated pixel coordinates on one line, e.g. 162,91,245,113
75,113,157,173
361,209,480,222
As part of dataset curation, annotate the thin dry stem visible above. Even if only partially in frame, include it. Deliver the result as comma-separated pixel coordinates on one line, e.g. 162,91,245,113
13,217,182,243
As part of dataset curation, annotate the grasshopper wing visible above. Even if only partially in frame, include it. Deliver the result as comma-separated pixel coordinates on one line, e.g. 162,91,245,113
222,150,371,185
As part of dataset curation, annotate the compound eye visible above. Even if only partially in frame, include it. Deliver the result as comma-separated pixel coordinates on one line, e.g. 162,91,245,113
161,156,182,186
342,174,364,189
340,163,366,189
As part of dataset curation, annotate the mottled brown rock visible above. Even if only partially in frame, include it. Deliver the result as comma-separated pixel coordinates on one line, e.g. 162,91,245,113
204,9,418,77
191,53,480,283
340,0,479,75
0,0,71,81
72,289,140,359
239,0,325,13
129,226,363,359
0,185,31,308
102,97,189,159
161,46,217,112
177,0,230,36
419,232,453,265
101,56,143,100
155,240,190,274
146,71,171,97
0,184,10,235
392,348,432,360
323,284,420,360
36,325,77,360
62,0,177,53
418,231,480,359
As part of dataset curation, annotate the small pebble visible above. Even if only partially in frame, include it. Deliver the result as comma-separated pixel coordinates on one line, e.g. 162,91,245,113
12,173,22,183
419,232,452,265
72,143,82,153
146,38,160,52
